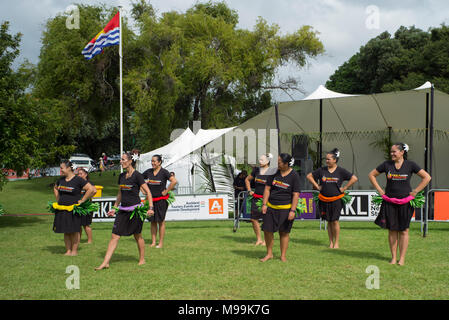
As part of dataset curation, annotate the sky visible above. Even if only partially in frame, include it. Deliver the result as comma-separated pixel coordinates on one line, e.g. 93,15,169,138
1,0,449,101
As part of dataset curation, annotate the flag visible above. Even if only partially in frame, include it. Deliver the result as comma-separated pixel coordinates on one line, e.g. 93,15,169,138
82,11,120,60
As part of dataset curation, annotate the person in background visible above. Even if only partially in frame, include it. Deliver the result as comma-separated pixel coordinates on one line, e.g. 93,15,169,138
306,148,358,249
53,161,96,256
77,168,97,244
143,155,177,249
245,154,276,246
233,170,247,215
261,154,300,262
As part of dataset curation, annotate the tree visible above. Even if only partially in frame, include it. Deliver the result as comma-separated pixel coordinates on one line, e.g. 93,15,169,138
34,4,137,158
326,25,449,94
126,0,324,151
0,21,74,190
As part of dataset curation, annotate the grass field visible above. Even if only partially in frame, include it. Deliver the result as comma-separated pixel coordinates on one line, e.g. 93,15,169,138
0,174,448,300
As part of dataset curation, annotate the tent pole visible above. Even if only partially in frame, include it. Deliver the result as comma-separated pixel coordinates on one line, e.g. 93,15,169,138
425,84,435,237
275,103,281,154
422,92,429,234
319,99,323,167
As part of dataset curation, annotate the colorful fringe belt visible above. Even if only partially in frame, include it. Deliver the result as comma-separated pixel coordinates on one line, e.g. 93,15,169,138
267,202,292,210
372,191,425,208
382,195,414,205
153,195,169,202
318,193,345,202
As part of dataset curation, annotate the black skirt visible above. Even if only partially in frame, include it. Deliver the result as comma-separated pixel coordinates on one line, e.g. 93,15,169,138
262,206,294,233
250,197,263,220
53,210,82,234
148,200,168,223
319,199,343,222
375,201,414,231
80,213,93,226
112,210,144,236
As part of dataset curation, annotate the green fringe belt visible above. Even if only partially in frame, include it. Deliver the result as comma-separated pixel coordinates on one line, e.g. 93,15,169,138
47,201,99,216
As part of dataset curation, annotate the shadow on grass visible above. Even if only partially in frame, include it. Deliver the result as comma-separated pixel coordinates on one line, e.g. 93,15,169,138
0,216,44,228
323,248,388,262
290,238,325,247
231,249,265,259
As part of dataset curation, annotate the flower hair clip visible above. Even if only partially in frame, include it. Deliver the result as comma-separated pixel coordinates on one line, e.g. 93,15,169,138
267,153,273,159
289,158,295,167
403,144,409,152
335,151,340,158
132,153,140,161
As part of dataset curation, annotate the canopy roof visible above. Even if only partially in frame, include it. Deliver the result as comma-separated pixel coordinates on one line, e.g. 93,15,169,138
237,82,449,188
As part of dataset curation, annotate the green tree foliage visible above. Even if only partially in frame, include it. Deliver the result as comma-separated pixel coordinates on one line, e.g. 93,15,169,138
126,1,324,151
34,4,138,157
326,25,449,94
0,21,74,190
32,1,323,155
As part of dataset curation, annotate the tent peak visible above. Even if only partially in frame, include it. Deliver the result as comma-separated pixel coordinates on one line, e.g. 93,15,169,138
413,81,432,91
302,84,358,101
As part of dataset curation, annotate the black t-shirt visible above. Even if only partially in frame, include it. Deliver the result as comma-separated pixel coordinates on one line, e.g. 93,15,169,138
376,160,422,198
233,175,246,198
266,169,301,206
142,168,171,198
311,166,354,197
56,176,88,206
118,171,146,207
251,167,277,196
81,181,94,194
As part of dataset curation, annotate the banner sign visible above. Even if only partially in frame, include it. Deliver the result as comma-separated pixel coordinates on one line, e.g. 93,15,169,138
92,193,229,222
241,191,381,221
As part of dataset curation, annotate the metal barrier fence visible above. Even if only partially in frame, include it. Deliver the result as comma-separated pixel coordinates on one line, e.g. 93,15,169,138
423,189,449,237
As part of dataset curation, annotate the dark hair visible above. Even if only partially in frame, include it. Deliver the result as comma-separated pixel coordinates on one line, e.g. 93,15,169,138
77,167,90,181
124,149,140,168
152,154,163,164
279,153,294,167
61,160,74,171
393,143,408,160
327,148,340,162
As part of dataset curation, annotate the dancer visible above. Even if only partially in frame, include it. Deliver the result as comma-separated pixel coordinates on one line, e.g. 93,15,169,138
95,150,154,270
260,153,300,262
306,148,358,249
52,161,96,256
77,168,97,244
368,143,431,266
245,153,276,246
143,155,177,248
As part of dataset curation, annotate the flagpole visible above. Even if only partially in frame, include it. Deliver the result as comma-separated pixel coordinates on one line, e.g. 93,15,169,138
119,6,124,172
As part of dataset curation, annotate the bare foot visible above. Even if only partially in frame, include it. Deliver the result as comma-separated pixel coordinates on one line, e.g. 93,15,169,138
280,256,287,262
70,252,78,256
333,245,339,249
64,251,72,256
398,260,405,266
149,243,156,247
138,260,146,266
95,264,109,271
255,241,264,246
156,244,163,249
260,254,273,262
389,259,397,265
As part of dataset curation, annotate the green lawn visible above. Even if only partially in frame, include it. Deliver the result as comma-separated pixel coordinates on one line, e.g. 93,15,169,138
0,175,448,300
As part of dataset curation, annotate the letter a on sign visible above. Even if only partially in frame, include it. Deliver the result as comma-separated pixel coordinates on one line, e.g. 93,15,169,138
209,198,223,214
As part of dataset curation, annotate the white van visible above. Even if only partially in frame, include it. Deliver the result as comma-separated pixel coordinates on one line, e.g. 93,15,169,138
69,154,97,172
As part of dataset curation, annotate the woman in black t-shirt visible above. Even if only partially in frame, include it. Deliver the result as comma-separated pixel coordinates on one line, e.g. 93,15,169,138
245,153,276,246
53,161,96,256
368,143,431,266
95,150,154,270
260,154,301,262
77,168,97,244
307,148,358,249
143,155,177,249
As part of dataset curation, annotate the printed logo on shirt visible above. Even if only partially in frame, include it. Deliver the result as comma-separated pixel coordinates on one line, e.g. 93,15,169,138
58,185,74,193
119,184,133,190
272,180,290,189
145,179,162,185
255,178,266,184
387,171,408,180
322,176,339,183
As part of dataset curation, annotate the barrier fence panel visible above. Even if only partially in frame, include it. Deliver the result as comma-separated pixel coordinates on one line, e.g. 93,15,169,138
424,189,449,236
